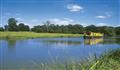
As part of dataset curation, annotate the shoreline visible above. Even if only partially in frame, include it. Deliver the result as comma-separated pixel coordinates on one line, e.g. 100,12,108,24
0,32,83,39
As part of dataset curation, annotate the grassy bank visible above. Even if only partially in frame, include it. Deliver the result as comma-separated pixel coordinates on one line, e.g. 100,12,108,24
0,32,83,39
27,49,120,70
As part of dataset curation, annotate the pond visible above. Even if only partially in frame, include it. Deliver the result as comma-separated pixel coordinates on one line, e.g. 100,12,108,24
0,37,120,69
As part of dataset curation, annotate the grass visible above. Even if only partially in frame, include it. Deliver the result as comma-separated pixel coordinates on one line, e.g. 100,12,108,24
0,31,83,39
95,49,120,70
46,49,120,70
19,49,120,70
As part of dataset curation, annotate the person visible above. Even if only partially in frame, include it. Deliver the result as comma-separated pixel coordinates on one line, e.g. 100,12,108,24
83,31,91,39
86,31,90,35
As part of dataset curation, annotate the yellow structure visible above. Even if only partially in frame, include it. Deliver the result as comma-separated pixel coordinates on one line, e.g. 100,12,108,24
90,32,104,37
84,32,104,38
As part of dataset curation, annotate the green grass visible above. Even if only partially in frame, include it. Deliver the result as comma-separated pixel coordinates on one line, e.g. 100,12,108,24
17,49,120,70
0,32,83,39
95,49,120,70
1,49,119,70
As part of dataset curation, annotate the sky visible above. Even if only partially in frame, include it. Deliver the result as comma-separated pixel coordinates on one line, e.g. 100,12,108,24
0,0,120,27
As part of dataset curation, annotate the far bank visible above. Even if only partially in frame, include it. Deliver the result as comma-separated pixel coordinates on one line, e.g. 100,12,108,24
0,32,83,39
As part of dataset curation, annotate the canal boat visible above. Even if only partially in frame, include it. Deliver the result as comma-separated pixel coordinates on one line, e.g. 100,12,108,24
83,32,104,39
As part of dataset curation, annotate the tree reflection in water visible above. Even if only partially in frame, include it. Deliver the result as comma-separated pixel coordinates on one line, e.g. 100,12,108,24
6,39,17,52
44,40,82,46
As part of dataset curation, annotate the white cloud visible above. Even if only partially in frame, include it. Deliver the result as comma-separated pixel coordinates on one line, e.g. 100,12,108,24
16,17,23,21
19,21,34,28
96,16,106,19
49,18,90,26
96,12,112,19
117,25,120,26
80,23,89,27
49,18,74,25
67,4,83,12
63,18,73,22
96,23,107,26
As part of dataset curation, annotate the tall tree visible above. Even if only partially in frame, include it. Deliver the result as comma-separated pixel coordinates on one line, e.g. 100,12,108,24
43,21,51,32
8,18,18,31
4,25,8,31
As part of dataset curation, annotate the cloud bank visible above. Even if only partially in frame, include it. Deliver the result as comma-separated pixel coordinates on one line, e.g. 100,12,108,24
49,18,74,25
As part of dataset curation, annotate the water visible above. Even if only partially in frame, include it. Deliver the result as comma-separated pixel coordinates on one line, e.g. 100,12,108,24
0,37,120,69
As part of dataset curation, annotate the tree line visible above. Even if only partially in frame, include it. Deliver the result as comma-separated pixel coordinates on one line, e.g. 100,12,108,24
0,18,120,36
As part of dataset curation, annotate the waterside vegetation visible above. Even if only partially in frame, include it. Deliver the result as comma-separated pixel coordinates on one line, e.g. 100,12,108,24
20,49,120,70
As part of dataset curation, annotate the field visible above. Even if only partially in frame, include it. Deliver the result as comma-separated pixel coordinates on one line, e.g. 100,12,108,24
0,32,83,39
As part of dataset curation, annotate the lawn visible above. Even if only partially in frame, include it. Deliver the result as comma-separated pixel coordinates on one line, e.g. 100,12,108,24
0,32,83,39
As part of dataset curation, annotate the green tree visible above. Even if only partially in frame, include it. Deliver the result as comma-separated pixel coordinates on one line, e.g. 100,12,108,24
18,23,30,31
8,18,18,31
18,23,24,31
0,27,4,31
105,27,115,36
49,24,56,33
24,25,30,31
43,21,50,32
31,25,43,32
85,25,97,32
115,26,120,35
4,25,8,31
72,24,84,34
31,21,84,34
97,26,115,36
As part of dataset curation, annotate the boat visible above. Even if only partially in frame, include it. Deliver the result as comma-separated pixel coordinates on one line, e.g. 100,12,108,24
83,32,104,39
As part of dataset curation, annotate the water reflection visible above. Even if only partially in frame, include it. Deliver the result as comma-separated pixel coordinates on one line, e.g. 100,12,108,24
84,37,120,45
84,38,103,45
43,37,120,46
44,40,82,46
116,38,120,44
7,39,17,47
2,37,120,49
6,39,17,52
103,38,120,44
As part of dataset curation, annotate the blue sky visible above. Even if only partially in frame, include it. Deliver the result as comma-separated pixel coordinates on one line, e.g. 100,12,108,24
0,0,120,27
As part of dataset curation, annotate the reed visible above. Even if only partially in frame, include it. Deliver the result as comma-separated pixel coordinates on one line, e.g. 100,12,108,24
20,49,120,70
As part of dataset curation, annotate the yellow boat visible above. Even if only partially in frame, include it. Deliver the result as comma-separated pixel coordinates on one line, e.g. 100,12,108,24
83,32,104,39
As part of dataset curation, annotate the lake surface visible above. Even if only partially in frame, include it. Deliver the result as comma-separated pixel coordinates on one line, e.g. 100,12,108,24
0,37,120,70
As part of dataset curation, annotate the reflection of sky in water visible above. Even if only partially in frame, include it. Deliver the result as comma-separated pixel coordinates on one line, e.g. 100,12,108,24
0,37,120,69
